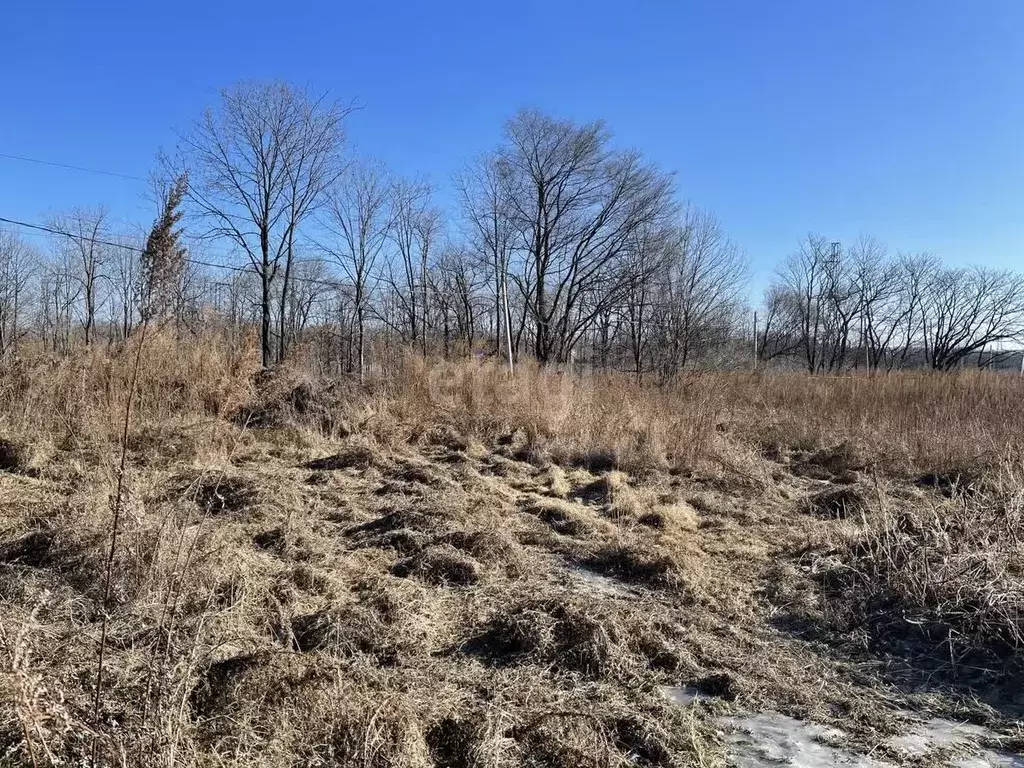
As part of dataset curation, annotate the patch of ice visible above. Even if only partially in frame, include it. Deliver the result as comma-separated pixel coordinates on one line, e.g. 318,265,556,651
713,710,1022,768
661,685,701,706
887,717,1024,767
660,674,1022,767
953,754,1024,768
718,712,895,768
888,718,992,757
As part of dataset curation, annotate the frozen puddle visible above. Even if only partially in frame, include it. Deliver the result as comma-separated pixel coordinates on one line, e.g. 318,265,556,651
664,692,1022,767
886,718,1024,768
720,712,1022,767
720,712,893,767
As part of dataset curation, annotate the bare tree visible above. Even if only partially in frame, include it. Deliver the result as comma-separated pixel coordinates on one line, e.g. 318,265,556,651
49,207,110,347
770,235,856,373
761,234,1024,374
414,204,442,355
620,222,671,380
497,109,675,365
431,246,484,356
171,257,209,335
0,231,38,357
277,94,349,363
456,154,517,372
280,258,331,352
110,236,141,340
891,252,938,368
321,160,392,380
179,81,349,367
846,235,902,369
387,178,440,355
758,283,803,364
921,266,1024,370
655,206,747,376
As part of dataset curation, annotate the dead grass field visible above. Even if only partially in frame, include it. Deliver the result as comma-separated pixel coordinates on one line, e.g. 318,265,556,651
1,332,1022,766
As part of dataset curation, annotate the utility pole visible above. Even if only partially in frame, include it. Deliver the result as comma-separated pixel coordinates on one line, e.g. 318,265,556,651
752,310,758,371
502,273,514,376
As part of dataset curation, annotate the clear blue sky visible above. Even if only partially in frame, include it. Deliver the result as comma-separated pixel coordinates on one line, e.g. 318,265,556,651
1,1,1021,292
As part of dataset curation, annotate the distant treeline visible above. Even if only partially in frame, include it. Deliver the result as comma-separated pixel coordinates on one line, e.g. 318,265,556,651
1,82,1021,377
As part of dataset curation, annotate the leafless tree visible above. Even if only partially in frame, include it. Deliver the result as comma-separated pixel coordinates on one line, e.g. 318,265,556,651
280,258,332,353
0,231,38,357
39,248,79,355
497,109,675,365
758,283,803,364
456,154,517,372
321,159,392,380
655,206,747,376
770,235,857,373
424,247,484,358
890,252,938,368
845,235,903,369
762,234,1024,373
620,222,670,380
276,94,349,363
13,96,1024,379
920,265,1024,370
110,237,141,340
387,177,440,355
49,207,110,346
179,81,349,366
172,257,210,334
219,269,261,340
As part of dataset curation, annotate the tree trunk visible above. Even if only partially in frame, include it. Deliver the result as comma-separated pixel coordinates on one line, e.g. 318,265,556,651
84,278,94,346
357,303,365,383
278,230,295,365
261,273,272,368
260,226,273,368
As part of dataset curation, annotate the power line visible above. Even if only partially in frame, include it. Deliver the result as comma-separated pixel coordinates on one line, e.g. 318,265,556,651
0,215,149,254
0,152,147,182
0,215,348,291
0,151,347,276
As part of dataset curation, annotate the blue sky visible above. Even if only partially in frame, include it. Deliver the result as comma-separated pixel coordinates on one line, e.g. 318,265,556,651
1,1,1021,293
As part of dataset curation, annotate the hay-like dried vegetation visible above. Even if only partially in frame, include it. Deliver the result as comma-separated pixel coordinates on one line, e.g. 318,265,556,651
1,331,1023,766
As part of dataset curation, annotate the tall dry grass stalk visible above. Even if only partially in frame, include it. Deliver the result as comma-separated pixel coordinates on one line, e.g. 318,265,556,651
90,319,149,768
818,456,1024,673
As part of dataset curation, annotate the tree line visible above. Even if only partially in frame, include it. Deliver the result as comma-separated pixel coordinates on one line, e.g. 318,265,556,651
1,81,1021,377
761,235,1024,372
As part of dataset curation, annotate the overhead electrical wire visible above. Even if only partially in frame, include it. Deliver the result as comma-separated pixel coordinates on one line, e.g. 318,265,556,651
0,151,148,182
0,149,348,290
0,215,347,291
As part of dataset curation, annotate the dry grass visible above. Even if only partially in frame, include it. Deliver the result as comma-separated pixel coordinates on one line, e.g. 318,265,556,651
810,467,1024,679
363,356,1024,479
1,335,1023,766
